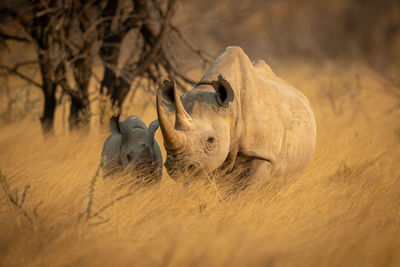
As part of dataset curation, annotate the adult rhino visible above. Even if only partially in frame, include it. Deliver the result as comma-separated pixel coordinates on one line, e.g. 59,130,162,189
156,46,316,186
101,114,163,183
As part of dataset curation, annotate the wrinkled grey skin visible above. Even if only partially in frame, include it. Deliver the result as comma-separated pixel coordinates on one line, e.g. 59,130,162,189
101,114,163,183
157,46,316,186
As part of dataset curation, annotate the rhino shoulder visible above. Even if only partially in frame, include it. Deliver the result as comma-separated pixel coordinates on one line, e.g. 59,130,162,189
101,134,122,159
101,134,122,177
239,65,316,175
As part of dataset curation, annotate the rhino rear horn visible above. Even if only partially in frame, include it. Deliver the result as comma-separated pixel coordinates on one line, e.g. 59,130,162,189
110,114,121,134
212,74,234,108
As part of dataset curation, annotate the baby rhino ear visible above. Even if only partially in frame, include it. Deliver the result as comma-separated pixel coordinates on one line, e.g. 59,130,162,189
110,114,121,134
148,120,160,141
212,74,234,108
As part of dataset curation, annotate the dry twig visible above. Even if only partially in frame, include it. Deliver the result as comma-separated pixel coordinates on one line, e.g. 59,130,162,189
0,170,34,226
79,164,101,221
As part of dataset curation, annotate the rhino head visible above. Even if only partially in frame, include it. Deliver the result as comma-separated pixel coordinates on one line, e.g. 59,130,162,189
101,114,162,181
156,75,235,181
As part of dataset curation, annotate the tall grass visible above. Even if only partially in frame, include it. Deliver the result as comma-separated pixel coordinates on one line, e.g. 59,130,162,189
0,62,399,267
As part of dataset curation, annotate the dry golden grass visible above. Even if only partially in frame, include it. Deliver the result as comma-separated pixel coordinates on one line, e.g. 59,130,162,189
0,62,399,267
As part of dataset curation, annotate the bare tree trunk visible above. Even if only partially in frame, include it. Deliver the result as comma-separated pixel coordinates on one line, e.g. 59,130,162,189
69,57,91,130
109,77,131,109
98,0,131,112
101,69,131,110
34,21,57,134
99,34,128,110
69,95,89,130
40,85,56,133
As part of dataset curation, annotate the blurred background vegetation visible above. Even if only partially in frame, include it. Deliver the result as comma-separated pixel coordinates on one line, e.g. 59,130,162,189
0,0,399,132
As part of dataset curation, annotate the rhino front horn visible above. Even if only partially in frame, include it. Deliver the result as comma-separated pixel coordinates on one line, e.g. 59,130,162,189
169,80,194,131
156,81,186,152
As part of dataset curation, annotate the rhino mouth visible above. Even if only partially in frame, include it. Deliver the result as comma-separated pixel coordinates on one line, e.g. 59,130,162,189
164,157,203,181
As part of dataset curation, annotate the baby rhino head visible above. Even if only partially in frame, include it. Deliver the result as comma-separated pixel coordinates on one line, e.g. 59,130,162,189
101,114,162,183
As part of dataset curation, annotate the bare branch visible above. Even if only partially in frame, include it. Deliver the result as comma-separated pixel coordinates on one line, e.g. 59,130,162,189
89,192,133,219
35,6,62,18
83,164,101,221
171,25,213,63
130,0,177,78
0,62,42,89
20,185,30,207
0,29,31,42
161,55,197,84
88,217,110,227
0,8,18,22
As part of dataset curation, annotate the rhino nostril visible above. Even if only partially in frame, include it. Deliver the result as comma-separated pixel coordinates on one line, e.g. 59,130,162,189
164,161,170,170
187,164,196,172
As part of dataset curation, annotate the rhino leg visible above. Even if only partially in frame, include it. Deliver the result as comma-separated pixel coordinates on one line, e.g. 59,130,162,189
222,153,272,190
246,158,273,189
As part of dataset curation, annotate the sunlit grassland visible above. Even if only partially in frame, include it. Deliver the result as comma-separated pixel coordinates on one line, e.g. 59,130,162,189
0,62,399,267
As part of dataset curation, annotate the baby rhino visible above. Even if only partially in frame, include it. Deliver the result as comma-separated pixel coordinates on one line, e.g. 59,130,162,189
101,114,163,184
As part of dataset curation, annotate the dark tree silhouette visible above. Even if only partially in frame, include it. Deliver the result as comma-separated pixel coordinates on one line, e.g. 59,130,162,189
0,0,211,133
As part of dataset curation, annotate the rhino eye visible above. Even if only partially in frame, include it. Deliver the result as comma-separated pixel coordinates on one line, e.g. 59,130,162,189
127,154,132,162
205,137,217,151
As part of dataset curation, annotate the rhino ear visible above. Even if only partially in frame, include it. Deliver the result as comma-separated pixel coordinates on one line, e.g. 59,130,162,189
148,120,160,141
212,74,234,108
110,114,121,134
